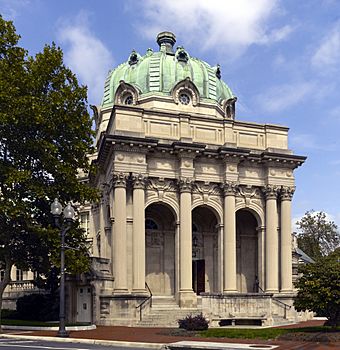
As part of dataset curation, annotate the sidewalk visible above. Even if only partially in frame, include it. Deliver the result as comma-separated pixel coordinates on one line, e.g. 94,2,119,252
2,320,340,350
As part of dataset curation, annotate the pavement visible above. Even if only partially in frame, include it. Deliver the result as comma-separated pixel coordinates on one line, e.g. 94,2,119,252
1,319,340,350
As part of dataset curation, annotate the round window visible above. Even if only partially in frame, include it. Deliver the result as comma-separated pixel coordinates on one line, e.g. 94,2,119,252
124,95,133,105
179,93,190,105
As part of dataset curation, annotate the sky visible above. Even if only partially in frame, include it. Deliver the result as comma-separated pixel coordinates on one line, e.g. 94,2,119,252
1,0,340,228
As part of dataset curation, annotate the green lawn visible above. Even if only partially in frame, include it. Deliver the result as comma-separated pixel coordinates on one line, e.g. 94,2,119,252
199,326,340,340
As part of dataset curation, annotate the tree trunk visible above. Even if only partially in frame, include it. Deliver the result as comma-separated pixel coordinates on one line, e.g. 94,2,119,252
0,260,13,333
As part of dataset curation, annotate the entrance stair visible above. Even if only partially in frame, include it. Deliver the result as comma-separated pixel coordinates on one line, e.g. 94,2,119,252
137,296,201,327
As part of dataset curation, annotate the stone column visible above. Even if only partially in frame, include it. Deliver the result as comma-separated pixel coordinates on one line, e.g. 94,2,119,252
257,226,265,292
113,172,128,293
223,181,238,293
280,186,295,292
178,178,196,307
264,185,279,293
132,174,146,293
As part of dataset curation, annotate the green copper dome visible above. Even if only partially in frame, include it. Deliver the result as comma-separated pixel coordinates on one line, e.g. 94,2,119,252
102,32,235,107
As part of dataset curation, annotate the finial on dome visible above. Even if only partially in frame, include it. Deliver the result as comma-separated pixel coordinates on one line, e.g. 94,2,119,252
157,31,176,53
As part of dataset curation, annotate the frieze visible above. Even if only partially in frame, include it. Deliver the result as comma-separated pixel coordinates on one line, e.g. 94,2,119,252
280,186,295,201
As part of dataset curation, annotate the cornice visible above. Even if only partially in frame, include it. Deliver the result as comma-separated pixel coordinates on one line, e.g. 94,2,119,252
95,134,306,170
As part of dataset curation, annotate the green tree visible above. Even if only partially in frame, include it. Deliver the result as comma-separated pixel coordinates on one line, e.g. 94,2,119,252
294,248,340,328
0,16,98,323
296,210,340,261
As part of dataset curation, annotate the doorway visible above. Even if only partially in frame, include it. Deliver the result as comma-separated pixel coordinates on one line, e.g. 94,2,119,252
192,259,205,294
76,286,92,323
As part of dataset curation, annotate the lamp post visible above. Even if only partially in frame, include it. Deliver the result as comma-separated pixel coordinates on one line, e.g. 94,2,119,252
50,198,75,338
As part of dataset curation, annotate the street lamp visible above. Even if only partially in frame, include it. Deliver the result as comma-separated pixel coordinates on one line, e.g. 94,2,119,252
50,198,75,338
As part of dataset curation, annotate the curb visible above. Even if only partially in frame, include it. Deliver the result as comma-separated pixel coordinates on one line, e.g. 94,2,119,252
0,334,164,349
2,324,96,331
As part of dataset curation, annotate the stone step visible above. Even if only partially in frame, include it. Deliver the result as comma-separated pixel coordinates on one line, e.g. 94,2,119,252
137,306,202,327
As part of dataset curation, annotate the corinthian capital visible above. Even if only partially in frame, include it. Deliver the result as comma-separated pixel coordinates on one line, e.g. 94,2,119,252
222,181,238,196
113,172,128,188
280,186,295,201
178,177,194,193
262,185,279,200
132,173,147,189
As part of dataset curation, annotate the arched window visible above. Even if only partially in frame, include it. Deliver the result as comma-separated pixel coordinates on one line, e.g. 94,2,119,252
145,218,158,230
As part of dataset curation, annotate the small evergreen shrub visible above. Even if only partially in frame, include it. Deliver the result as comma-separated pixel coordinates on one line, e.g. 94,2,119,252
178,313,209,331
16,293,59,321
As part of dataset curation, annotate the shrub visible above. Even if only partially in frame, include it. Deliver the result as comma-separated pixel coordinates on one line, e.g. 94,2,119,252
178,313,209,331
16,293,59,321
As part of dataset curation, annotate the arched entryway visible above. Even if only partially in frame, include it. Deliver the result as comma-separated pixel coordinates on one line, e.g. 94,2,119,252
145,203,176,295
236,209,259,292
192,206,219,295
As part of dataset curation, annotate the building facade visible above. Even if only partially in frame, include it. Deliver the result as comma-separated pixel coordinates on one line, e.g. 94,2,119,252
71,32,309,326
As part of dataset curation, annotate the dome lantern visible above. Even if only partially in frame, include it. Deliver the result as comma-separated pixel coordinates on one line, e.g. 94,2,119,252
156,31,176,53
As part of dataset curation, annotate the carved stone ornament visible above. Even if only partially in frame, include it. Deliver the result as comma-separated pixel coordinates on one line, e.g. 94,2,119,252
178,177,194,193
113,172,128,188
262,185,279,200
132,173,146,189
239,185,260,198
222,181,238,196
193,181,221,196
147,178,178,192
280,186,295,201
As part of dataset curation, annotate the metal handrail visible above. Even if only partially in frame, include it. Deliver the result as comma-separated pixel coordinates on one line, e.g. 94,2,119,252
254,278,291,318
136,282,152,321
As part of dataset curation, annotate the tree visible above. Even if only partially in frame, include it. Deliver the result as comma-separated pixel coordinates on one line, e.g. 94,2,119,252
0,16,98,323
294,248,340,329
296,210,340,261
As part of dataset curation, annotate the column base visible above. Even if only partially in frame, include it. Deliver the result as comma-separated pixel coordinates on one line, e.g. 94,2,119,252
223,289,238,294
280,289,294,294
113,288,129,295
265,289,279,293
178,290,197,308
132,288,148,296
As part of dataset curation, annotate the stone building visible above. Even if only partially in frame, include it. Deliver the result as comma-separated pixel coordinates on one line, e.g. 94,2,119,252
70,32,309,326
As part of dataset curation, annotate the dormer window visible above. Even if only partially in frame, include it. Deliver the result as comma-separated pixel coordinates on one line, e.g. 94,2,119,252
124,94,133,105
177,50,188,63
179,93,190,105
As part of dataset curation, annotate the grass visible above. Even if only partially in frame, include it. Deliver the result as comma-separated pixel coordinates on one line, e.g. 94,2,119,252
199,326,340,340
199,328,288,340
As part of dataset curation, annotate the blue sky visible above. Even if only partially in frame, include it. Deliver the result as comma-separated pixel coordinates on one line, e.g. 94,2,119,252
1,0,340,228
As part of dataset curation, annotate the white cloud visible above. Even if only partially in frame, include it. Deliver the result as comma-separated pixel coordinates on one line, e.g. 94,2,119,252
255,81,315,113
134,0,292,58
311,23,340,69
290,133,336,152
0,0,30,19
57,11,114,104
